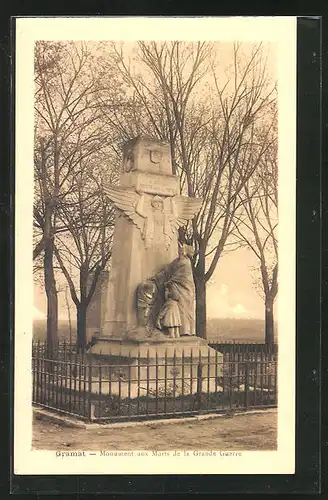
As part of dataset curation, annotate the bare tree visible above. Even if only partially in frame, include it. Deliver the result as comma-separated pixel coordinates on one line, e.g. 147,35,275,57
233,111,278,345
53,159,115,351
34,41,121,353
105,41,276,337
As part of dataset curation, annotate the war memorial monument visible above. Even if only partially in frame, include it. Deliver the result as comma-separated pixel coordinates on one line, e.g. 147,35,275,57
87,137,221,387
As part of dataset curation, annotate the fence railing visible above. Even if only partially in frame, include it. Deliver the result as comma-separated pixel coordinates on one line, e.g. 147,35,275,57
32,340,278,359
32,341,277,422
208,341,278,363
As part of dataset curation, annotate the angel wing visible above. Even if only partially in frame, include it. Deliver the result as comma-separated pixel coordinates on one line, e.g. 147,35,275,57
171,195,203,225
103,183,146,234
163,195,203,248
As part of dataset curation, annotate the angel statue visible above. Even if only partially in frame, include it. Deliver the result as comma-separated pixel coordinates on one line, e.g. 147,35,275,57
103,184,202,250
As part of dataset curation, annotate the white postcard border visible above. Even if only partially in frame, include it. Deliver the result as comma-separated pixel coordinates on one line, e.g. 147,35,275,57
14,16,296,475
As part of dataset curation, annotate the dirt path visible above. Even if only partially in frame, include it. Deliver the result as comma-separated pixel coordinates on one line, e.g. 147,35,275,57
33,410,277,451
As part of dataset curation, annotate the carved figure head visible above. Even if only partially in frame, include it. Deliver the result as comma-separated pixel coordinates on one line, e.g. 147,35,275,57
137,280,157,327
151,195,164,211
141,280,156,300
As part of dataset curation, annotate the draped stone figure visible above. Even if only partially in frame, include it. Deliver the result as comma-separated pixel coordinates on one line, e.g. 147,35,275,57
137,243,196,337
156,283,181,339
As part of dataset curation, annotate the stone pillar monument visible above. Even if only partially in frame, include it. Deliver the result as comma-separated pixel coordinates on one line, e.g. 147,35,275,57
88,137,221,380
101,137,180,337
85,270,109,343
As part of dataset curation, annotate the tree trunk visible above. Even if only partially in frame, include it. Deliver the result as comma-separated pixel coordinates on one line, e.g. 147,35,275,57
194,244,207,339
265,294,275,347
194,275,207,339
65,287,72,346
76,304,87,353
44,237,58,358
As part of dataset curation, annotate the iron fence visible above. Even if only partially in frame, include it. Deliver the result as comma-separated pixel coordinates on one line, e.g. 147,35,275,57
33,340,278,361
32,341,277,422
208,341,278,362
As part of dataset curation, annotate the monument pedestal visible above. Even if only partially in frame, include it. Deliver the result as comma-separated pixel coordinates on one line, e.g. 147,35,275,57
87,335,223,396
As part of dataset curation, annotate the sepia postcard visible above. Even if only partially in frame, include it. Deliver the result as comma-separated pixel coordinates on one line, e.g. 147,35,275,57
14,16,296,476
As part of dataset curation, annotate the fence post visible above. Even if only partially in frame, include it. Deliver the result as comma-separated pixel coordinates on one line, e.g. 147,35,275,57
87,356,95,421
196,363,203,411
244,362,249,410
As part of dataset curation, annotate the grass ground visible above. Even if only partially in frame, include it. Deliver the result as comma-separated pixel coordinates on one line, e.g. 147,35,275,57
33,409,277,451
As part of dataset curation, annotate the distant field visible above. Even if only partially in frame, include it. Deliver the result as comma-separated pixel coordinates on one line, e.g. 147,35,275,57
33,320,77,342
33,317,276,343
208,317,268,343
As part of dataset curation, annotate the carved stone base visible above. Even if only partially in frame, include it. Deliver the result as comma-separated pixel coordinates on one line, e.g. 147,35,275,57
86,335,223,396
88,333,213,354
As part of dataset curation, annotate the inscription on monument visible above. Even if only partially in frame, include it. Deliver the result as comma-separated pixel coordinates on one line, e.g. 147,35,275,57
120,171,179,197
